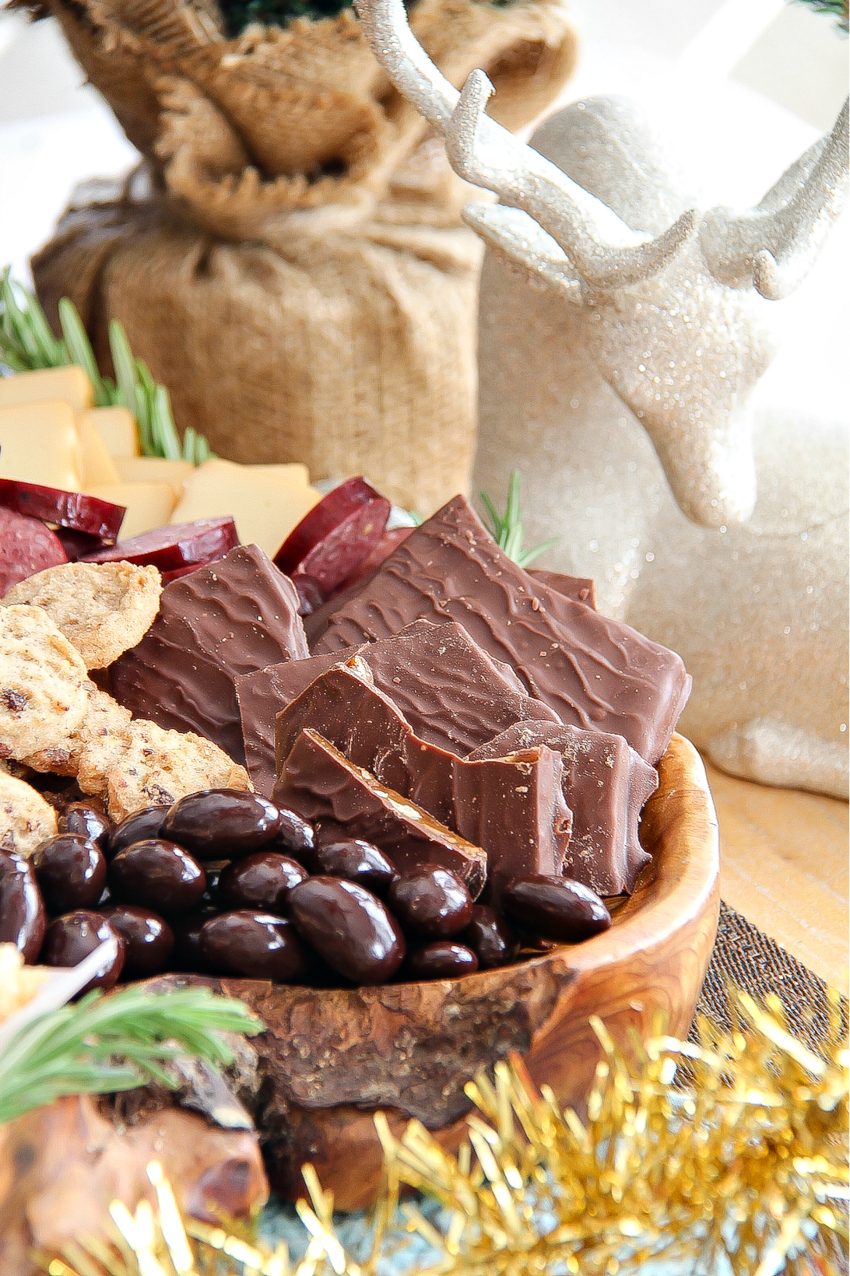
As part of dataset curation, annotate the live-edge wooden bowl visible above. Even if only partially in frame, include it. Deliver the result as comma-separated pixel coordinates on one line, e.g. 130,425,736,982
155,733,719,1210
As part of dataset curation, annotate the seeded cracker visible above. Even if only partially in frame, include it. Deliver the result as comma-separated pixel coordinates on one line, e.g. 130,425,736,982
2,561,162,670
105,718,251,821
0,605,88,759
20,682,133,792
0,770,58,857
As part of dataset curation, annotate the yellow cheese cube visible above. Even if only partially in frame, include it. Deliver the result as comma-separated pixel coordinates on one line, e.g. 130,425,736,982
114,457,193,501
245,462,310,486
0,400,82,490
82,406,139,458
88,483,176,540
77,415,121,486
0,365,94,414
170,459,321,558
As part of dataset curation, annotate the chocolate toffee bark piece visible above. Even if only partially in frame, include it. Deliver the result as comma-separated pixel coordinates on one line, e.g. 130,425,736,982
275,729,488,896
237,619,555,795
452,747,573,884
316,496,690,764
273,660,456,825
469,721,657,896
528,569,596,610
111,545,308,766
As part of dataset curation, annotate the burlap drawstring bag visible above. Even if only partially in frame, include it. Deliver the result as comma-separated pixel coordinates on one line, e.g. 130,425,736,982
31,0,577,512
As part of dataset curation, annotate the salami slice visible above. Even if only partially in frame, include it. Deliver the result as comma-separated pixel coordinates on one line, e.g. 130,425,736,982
0,479,125,542
273,477,390,597
0,507,68,595
81,517,238,571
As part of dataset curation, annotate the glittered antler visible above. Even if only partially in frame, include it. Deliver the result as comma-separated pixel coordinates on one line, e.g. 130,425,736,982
355,0,698,290
700,97,849,299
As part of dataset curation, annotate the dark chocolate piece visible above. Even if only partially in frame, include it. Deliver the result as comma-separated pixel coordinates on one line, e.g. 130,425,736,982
528,569,596,610
237,619,557,795
468,720,657,895
273,660,457,825
111,544,308,765
452,747,572,885
315,496,690,764
274,729,488,897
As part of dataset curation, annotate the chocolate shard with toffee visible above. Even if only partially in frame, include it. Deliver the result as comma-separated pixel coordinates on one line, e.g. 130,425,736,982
468,720,657,896
274,729,488,897
452,747,573,885
316,496,690,764
111,544,308,766
237,619,557,796
528,569,596,610
273,659,456,826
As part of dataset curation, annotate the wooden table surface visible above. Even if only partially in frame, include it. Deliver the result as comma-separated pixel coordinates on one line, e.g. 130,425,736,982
702,758,849,994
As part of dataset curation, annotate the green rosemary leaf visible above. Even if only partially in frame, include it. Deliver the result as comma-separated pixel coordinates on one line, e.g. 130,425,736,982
58,298,108,405
478,490,503,542
109,319,139,414
478,470,559,567
517,536,560,568
0,985,261,1127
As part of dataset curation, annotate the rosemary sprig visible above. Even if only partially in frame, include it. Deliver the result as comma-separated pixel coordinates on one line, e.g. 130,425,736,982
0,269,213,465
479,470,558,567
0,984,261,1126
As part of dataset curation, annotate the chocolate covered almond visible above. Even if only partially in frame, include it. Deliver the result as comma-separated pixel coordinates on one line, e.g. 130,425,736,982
111,544,308,765
316,496,690,764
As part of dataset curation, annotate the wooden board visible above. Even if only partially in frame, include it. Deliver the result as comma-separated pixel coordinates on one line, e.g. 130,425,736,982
703,758,849,994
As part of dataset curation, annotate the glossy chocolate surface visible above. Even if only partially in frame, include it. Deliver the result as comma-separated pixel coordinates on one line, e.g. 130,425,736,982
316,496,690,764
218,852,308,913
33,834,107,913
469,721,658,895
462,904,519,969
162,790,285,859
0,849,46,963
59,803,112,849
288,876,405,984
276,729,487,896
108,839,206,913
388,867,473,939
200,910,311,981
41,911,125,989
101,905,175,978
402,941,478,980
108,805,170,857
502,875,612,943
314,839,397,894
111,545,309,765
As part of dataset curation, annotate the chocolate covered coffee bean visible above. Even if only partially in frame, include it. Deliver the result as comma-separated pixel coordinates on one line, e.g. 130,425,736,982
108,839,206,914
33,834,106,913
59,803,112,850
200,911,311,981
101,905,175,979
218,852,308,914
501,875,612,942
462,905,519,969
402,942,478,980
108,805,170,857
388,867,473,939
0,849,45,963
161,790,285,859
41,911,125,990
270,808,316,860
314,840,397,894
288,877,405,984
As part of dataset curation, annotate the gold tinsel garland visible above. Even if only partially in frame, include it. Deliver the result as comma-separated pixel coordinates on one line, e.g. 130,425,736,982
39,988,848,1276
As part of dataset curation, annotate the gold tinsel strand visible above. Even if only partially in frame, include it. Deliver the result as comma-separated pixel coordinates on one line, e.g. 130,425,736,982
40,987,849,1276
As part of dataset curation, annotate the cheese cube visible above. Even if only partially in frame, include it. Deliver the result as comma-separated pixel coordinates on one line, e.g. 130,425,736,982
243,462,310,486
0,365,94,414
0,400,82,490
170,459,321,557
82,406,139,458
114,457,193,500
77,414,121,486
88,483,176,539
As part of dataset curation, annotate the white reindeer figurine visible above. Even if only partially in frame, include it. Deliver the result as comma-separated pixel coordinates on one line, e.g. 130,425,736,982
356,0,849,798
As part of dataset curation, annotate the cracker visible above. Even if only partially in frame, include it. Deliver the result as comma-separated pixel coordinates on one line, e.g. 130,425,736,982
3,561,162,669
21,682,133,792
0,605,88,760
0,770,58,857
105,718,250,821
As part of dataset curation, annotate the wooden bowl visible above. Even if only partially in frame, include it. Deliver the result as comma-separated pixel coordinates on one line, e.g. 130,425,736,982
161,733,719,1210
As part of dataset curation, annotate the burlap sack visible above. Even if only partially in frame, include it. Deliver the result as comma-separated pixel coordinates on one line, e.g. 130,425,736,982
32,0,577,511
